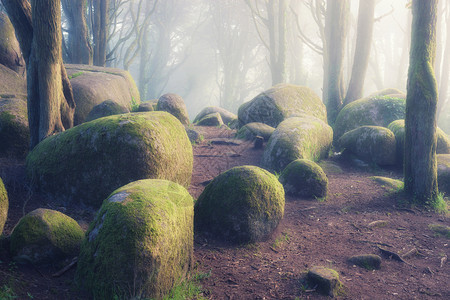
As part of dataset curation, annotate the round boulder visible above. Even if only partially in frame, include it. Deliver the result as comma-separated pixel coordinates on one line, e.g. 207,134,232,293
137,99,158,112
334,96,405,142
194,106,237,125
194,166,285,244
10,208,84,265
279,159,328,199
338,126,396,166
195,112,224,127
76,179,193,300
262,115,333,173
26,112,193,207
236,122,275,141
156,93,190,125
238,84,327,128
0,177,8,235
0,97,29,158
437,154,450,195
85,99,129,122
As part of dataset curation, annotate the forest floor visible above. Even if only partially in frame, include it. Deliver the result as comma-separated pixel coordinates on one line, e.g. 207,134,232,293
0,125,449,299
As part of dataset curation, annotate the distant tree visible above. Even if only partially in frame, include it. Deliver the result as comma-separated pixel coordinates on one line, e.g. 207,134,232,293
92,0,109,66
344,0,375,105
61,0,92,64
437,2,450,119
2,0,76,148
323,0,349,125
404,0,439,206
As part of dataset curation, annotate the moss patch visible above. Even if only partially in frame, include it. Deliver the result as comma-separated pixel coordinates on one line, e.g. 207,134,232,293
370,176,403,192
9,208,83,265
26,112,193,207
307,266,343,297
194,166,285,244
75,179,194,299
0,178,8,235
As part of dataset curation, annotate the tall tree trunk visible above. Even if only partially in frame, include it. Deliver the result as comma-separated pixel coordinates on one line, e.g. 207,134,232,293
93,0,108,66
344,0,375,105
62,0,92,64
323,0,349,125
404,0,439,204
2,0,76,148
438,4,450,119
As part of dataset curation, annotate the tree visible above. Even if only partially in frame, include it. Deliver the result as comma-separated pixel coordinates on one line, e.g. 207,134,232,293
61,0,92,64
2,0,75,148
344,0,375,105
323,0,349,125
92,0,109,66
404,0,439,205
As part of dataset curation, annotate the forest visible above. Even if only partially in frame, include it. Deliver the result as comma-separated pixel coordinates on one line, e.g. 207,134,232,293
0,0,449,299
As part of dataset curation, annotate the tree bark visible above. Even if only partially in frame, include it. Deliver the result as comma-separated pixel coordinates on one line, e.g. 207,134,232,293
404,0,439,204
93,0,108,66
344,0,375,105
2,0,75,148
323,0,349,125
437,4,450,119
62,0,92,64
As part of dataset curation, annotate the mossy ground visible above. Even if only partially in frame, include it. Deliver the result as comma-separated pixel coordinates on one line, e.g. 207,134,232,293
0,178,7,235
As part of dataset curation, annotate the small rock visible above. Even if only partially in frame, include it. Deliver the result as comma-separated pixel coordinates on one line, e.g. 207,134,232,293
307,266,343,297
368,220,389,228
348,254,381,270
254,136,264,149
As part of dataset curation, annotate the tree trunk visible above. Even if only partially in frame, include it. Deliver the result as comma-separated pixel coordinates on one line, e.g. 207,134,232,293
344,0,375,105
93,0,108,66
437,4,450,119
62,0,92,64
323,0,349,125
2,0,76,148
404,0,439,204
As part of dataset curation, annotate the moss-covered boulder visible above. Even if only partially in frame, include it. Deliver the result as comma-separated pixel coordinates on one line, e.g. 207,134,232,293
388,119,450,165
348,254,382,270
0,64,27,99
0,97,29,158
0,177,8,235
26,112,193,207
437,154,450,195
194,106,237,125
195,166,284,244
66,64,140,125
261,116,333,173
137,99,158,112
238,84,327,128
76,179,193,299
85,99,129,122
0,12,25,74
195,112,224,127
368,88,405,98
279,159,328,199
338,126,396,166
307,266,343,297
156,93,190,125
236,122,275,141
333,96,405,142
10,208,83,265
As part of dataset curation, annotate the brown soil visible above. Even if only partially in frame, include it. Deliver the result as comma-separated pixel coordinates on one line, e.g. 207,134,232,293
0,126,449,299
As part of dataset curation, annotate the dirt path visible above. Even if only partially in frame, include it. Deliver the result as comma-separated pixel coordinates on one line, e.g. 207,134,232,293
0,126,449,299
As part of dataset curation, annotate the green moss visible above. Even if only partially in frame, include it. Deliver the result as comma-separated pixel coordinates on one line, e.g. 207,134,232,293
307,266,344,297
370,176,404,192
26,112,193,207
9,209,84,264
0,178,8,235
262,116,333,172
76,179,194,299
194,166,285,244
68,71,84,80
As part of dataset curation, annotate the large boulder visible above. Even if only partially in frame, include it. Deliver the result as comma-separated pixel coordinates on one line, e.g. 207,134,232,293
76,179,194,300
236,122,275,141
338,126,397,166
437,154,450,195
195,112,224,127
0,97,29,157
261,116,333,173
279,159,328,199
193,106,237,125
368,88,405,98
238,84,327,128
26,112,193,207
156,93,190,125
0,177,7,235
195,166,285,244
84,99,129,122
66,64,140,125
0,12,25,74
9,208,84,265
388,119,450,164
333,96,405,142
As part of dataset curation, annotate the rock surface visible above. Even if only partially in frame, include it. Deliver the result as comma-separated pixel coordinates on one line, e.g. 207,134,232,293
307,266,343,297
236,122,275,141
84,99,129,122
437,154,450,195
348,254,382,270
195,112,224,127
194,106,237,125
156,93,190,125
